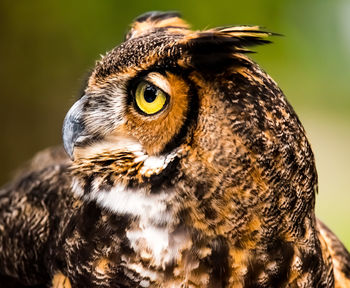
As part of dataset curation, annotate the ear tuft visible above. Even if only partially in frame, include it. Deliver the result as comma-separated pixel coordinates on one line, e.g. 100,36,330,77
134,11,182,23
179,26,274,71
126,11,190,40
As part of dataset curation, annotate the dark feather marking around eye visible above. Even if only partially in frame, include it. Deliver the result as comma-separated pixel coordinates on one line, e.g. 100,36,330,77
161,72,199,154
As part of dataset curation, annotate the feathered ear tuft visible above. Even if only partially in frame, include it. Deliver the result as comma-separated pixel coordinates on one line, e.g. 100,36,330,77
126,11,190,40
134,11,182,23
180,26,274,71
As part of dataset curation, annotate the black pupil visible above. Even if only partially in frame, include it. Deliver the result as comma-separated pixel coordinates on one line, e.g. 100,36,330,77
144,84,158,103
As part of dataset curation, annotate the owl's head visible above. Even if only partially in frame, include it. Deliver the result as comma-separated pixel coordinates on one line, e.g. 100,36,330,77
63,12,317,233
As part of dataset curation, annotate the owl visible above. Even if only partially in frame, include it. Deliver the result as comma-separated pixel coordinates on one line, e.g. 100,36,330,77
0,11,349,288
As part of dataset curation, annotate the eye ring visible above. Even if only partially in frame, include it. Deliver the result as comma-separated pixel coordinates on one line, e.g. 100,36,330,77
133,81,169,116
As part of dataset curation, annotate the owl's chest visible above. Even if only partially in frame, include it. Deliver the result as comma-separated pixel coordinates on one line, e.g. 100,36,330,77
84,185,221,287
122,219,229,288
120,194,192,286
124,223,192,284
97,186,199,286
126,224,186,268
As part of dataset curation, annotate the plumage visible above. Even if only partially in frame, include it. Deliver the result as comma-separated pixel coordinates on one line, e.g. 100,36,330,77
1,11,350,287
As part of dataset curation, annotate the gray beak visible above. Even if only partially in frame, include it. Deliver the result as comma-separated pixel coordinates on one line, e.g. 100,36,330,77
62,96,87,160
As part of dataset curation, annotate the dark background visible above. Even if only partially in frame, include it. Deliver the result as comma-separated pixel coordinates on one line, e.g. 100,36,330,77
1,0,349,247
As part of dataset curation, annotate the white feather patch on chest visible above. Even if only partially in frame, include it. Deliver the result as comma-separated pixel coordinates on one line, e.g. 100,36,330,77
125,190,191,269
126,222,192,269
86,184,173,225
87,184,191,269
126,225,171,267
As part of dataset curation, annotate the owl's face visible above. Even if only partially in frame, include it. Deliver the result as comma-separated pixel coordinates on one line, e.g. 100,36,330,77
63,13,198,179
63,12,316,236
63,11,269,172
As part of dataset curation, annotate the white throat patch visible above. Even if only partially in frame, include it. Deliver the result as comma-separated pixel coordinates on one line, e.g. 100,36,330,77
70,139,189,270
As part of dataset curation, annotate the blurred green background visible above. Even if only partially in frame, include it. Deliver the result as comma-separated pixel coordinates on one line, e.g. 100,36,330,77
0,0,349,247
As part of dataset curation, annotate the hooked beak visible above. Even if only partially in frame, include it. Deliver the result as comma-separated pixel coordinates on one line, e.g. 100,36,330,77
62,96,87,160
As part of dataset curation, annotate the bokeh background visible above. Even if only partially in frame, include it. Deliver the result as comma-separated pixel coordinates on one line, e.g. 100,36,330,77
0,0,349,247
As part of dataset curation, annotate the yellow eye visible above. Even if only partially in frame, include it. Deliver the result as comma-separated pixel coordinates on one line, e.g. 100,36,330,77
135,81,168,115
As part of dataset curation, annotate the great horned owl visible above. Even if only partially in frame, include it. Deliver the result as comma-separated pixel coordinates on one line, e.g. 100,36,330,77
0,11,349,288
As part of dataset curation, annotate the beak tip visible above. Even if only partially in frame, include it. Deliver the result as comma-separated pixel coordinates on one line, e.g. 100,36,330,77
62,97,86,161
62,119,76,160
63,139,74,161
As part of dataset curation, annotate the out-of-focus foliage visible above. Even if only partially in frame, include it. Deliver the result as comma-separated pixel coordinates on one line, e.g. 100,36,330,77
0,0,349,247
